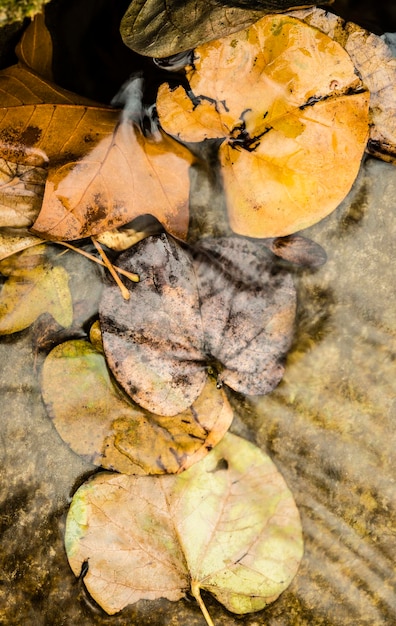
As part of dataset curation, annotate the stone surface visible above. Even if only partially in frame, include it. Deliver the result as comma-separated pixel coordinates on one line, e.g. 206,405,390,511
0,158,395,624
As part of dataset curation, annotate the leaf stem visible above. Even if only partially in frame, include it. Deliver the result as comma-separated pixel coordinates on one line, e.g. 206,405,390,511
91,237,131,300
191,581,215,626
57,241,139,283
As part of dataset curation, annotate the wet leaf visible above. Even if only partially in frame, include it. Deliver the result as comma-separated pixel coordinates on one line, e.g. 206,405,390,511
41,339,233,475
290,7,396,163
157,14,370,237
120,0,330,57
99,233,296,416
65,433,303,619
0,245,73,334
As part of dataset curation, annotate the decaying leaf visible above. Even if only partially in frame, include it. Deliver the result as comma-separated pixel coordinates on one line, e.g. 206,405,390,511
0,156,47,228
0,229,42,261
157,14,370,237
289,7,396,162
31,111,194,241
0,18,194,243
0,245,73,334
120,0,331,57
65,433,303,621
99,233,296,416
41,339,233,475
15,11,53,80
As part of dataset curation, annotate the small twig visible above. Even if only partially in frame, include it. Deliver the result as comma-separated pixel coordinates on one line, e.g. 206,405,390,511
191,582,215,626
91,237,131,300
57,241,139,283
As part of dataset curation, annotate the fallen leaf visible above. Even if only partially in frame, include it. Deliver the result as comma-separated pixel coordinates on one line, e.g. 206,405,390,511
0,156,47,228
0,229,42,261
41,338,233,475
157,14,370,237
65,433,303,620
120,0,331,57
31,113,194,241
99,233,296,416
289,7,396,162
15,11,53,80
0,20,194,242
0,244,73,334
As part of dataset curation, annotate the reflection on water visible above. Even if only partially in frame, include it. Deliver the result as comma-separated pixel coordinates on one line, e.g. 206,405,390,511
0,158,395,625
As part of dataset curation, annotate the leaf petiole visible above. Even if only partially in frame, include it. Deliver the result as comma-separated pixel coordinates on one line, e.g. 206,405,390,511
191,581,215,626
57,241,139,291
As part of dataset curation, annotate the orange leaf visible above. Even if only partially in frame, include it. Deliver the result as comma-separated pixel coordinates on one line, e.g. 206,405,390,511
0,20,194,242
157,15,370,237
31,118,193,241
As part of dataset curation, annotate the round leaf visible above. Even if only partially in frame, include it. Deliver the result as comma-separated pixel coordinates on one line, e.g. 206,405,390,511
65,433,303,617
41,339,233,475
157,14,369,237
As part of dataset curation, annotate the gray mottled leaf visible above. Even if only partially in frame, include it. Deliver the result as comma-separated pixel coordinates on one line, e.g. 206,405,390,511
193,238,296,394
100,234,296,415
100,234,206,416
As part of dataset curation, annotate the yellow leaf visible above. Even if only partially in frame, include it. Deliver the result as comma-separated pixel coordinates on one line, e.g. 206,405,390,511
157,15,370,237
0,245,73,333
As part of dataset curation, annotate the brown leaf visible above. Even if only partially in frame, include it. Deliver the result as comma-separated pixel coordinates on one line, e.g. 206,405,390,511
15,12,53,80
41,339,233,475
157,14,370,237
0,31,193,242
120,0,331,57
31,117,193,241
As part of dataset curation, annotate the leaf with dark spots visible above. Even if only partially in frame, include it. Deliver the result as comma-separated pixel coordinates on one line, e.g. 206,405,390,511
41,339,233,475
100,234,207,416
99,233,296,415
157,14,370,237
0,19,194,243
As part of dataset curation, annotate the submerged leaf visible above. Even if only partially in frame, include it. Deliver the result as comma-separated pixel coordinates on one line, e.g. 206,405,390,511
65,433,303,618
99,233,296,415
0,245,73,334
157,14,369,237
41,339,233,475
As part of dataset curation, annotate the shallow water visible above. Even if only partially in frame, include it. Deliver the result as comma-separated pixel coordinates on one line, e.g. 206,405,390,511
0,156,395,625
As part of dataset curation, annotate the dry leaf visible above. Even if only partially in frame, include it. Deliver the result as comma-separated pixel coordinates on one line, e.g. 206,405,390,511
31,114,193,241
0,245,73,334
157,14,370,237
41,339,233,475
65,433,303,621
289,7,396,162
0,21,193,242
99,233,296,416
0,229,42,261
120,0,331,57
15,12,53,80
